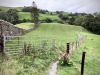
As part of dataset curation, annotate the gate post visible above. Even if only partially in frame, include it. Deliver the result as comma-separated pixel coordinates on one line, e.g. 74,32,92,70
66,43,70,55
0,25,4,53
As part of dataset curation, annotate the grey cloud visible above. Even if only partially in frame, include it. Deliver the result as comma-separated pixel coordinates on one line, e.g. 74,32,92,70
0,0,100,13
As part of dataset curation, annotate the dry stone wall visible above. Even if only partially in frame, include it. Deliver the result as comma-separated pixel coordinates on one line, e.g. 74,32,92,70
0,19,39,52
0,19,27,36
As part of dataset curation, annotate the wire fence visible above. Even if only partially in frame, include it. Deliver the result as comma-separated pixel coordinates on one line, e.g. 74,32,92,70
4,32,87,56
4,36,75,55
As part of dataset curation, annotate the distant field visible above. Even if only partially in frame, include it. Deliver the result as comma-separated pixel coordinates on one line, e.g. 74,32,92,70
39,13,60,20
18,12,31,20
62,12,69,15
0,6,22,11
15,22,34,29
18,12,61,20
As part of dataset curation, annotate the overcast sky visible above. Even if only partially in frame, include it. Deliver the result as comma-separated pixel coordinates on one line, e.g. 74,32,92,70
0,0,100,13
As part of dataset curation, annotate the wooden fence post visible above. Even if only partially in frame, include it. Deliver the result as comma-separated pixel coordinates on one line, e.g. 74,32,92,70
0,26,4,53
66,43,70,55
81,52,86,75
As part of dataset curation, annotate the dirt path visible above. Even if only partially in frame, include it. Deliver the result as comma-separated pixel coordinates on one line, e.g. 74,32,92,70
48,29,86,75
48,61,59,75
48,53,66,75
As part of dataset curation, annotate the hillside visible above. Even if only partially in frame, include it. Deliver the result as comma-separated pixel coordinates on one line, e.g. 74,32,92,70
18,12,61,20
0,6,100,75
21,23,81,38
0,22,100,75
15,22,34,29
0,6,22,11
0,6,61,21
57,29,100,75
0,23,82,75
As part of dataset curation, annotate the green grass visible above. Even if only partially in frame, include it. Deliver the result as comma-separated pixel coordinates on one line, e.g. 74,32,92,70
0,23,82,75
18,12,61,20
39,13,60,20
0,6,22,11
14,23,81,48
15,22,34,30
57,29,100,75
24,23,81,38
18,12,31,20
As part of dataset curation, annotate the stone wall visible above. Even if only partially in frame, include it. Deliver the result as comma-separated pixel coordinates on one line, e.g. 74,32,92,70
0,19,40,52
0,19,27,36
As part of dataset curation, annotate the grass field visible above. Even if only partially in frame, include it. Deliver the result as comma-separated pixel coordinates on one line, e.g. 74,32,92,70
57,30,100,75
15,22,34,30
18,12,61,20
24,23,81,38
0,6,22,11
0,23,82,75
18,12,31,20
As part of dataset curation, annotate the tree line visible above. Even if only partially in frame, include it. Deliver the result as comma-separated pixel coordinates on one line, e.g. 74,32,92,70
58,12,100,35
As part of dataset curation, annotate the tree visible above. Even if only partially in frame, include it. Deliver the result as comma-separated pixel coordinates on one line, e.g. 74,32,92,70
45,18,52,23
74,15,84,25
22,7,31,12
82,14,100,34
68,16,75,25
6,9,18,24
31,1,39,26
0,9,2,11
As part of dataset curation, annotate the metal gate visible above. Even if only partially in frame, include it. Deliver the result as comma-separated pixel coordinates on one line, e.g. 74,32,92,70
4,36,54,55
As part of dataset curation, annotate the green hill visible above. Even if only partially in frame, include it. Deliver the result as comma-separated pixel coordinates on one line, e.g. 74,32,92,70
17,23,81,39
0,6,61,21
57,28,100,75
15,22,34,29
18,12,61,20
0,6,22,11
1,22,100,75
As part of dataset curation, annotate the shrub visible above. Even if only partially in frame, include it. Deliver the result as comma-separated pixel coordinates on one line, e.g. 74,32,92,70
57,20,64,24
44,18,52,23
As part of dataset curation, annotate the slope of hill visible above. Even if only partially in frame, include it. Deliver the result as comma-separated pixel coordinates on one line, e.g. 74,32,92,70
57,29,100,75
23,23,81,38
18,12,61,20
0,6,22,11
0,23,82,75
0,6,61,21
15,22,34,29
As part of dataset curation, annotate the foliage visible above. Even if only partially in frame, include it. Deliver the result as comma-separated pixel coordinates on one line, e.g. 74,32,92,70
0,9,19,24
67,16,75,25
74,14,84,25
22,6,31,12
0,9,2,11
59,55,73,66
57,20,64,24
39,9,48,14
31,6,39,25
44,18,52,23
82,14,100,34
